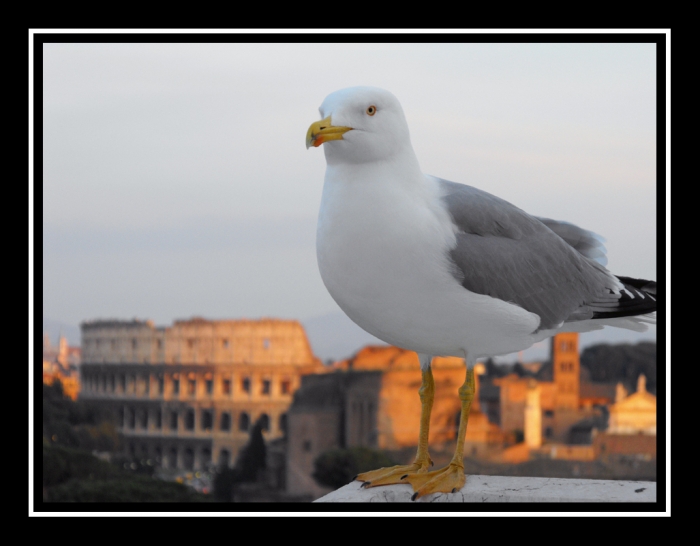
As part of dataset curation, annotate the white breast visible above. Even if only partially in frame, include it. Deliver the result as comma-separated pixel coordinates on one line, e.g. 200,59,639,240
316,164,541,359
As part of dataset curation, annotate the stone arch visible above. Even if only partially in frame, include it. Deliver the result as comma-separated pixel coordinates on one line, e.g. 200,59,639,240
239,412,250,431
168,447,178,469
183,447,195,470
201,447,212,469
170,409,179,431
201,409,213,431
185,409,195,430
127,407,136,429
220,412,231,431
219,449,230,468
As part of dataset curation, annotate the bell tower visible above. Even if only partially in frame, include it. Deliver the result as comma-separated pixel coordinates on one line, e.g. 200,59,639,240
552,332,580,410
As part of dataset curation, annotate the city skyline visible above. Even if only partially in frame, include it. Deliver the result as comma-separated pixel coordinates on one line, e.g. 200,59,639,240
53,320,657,500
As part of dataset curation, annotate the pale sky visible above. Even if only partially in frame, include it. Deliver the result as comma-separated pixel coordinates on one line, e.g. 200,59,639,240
39,39,661,358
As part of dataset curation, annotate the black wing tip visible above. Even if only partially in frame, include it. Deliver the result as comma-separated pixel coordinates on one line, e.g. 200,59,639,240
615,276,657,296
591,278,657,320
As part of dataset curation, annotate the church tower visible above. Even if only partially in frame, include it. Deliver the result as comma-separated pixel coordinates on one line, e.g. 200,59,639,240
524,379,542,448
552,332,580,410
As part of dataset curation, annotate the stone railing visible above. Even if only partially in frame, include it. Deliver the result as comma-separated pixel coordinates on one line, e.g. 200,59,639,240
314,475,656,502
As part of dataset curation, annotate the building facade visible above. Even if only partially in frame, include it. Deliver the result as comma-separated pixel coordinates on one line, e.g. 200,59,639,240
607,374,656,435
494,332,618,444
43,333,81,400
79,317,321,472
591,373,657,461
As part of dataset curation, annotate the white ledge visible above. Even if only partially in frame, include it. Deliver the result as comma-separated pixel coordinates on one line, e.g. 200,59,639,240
314,475,656,503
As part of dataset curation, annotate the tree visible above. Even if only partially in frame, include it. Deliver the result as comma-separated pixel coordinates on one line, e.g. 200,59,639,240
233,418,267,483
212,467,238,502
46,475,209,503
42,443,119,488
212,418,269,501
42,443,211,502
42,382,119,451
580,342,657,392
312,447,396,490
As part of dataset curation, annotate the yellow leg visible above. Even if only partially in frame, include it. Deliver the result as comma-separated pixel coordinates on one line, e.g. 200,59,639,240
355,367,435,487
404,367,475,500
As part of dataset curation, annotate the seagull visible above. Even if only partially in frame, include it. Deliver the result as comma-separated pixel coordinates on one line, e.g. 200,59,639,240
306,86,656,500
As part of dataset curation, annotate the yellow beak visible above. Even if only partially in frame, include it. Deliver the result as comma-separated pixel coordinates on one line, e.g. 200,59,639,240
306,116,353,149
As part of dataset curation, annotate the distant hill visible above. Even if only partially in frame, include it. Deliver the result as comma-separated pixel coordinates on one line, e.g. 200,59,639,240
580,341,657,394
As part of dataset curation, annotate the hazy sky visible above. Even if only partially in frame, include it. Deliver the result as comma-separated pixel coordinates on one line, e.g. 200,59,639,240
40,39,660,355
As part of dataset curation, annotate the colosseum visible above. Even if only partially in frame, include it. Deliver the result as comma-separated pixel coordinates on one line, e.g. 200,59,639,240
79,317,322,472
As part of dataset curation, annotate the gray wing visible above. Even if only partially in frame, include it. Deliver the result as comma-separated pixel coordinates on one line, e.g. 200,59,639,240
438,179,621,330
535,217,608,266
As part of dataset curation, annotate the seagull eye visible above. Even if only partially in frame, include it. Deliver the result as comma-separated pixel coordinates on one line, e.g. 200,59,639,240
366,105,377,116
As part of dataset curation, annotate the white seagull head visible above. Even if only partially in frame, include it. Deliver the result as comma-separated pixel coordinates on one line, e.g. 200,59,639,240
306,86,413,165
